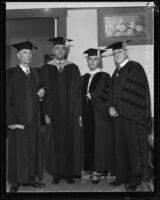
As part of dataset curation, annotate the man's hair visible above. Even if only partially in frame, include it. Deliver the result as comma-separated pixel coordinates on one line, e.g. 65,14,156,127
87,57,104,69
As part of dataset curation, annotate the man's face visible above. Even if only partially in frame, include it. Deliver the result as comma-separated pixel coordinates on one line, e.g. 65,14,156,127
17,49,33,65
113,48,128,64
52,45,67,60
87,56,99,71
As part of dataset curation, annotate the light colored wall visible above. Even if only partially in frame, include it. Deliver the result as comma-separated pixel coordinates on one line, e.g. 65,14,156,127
67,9,154,116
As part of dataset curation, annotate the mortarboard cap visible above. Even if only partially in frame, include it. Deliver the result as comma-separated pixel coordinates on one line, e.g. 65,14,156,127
48,36,73,46
83,48,106,57
12,41,38,51
105,40,131,51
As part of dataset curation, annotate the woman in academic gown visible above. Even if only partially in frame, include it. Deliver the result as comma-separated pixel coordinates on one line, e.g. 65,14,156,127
81,48,114,184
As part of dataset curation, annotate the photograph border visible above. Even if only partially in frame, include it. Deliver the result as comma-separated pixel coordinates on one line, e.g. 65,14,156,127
1,1,160,200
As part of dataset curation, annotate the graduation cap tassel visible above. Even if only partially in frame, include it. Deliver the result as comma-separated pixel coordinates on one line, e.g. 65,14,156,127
122,41,127,50
65,38,69,47
97,48,100,58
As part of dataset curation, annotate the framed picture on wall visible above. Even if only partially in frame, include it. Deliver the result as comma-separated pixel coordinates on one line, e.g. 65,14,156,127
97,7,154,46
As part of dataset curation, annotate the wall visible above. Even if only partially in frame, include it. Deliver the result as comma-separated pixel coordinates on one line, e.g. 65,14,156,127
6,19,54,69
67,9,154,116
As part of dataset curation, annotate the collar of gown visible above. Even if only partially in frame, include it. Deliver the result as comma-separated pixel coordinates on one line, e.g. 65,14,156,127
54,59,64,64
119,58,129,68
89,68,101,75
19,64,30,74
47,59,72,69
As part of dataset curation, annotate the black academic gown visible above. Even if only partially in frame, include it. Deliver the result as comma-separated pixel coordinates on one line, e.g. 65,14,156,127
81,71,114,173
6,65,43,185
110,60,152,182
40,60,82,177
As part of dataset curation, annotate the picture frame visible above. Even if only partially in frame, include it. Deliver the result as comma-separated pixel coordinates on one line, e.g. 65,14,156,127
97,7,154,46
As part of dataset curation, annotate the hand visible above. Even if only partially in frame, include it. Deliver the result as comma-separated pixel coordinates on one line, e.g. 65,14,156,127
79,116,83,127
37,87,45,98
148,133,154,148
85,93,91,99
45,115,50,124
8,124,24,129
108,107,118,117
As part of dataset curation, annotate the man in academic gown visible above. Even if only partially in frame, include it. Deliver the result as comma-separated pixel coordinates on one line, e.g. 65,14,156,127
6,41,45,192
40,37,82,184
106,41,152,191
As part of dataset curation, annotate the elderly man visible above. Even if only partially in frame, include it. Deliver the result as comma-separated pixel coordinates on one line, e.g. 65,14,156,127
106,41,152,191
6,41,45,192
40,36,82,184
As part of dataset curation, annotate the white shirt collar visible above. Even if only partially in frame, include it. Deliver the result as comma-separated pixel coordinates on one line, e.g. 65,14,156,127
19,64,30,74
89,68,101,75
54,59,65,64
119,58,129,68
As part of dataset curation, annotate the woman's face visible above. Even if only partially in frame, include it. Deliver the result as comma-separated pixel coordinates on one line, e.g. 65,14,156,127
87,56,99,71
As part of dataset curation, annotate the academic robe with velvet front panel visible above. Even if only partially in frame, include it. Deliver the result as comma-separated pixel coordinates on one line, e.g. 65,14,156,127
6,65,43,185
110,60,152,182
81,71,114,173
40,60,82,177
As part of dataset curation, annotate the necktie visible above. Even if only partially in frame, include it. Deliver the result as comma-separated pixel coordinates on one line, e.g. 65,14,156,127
26,68,30,78
58,62,63,73
115,66,120,77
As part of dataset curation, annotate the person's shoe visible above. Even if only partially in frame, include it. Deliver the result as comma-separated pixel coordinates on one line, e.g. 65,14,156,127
9,184,20,193
22,181,45,188
125,179,141,191
124,182,129,190
125,184,138,192
110,180,123,186
30,181,45,188
52,175,61,184
65,177,75,184
92,179,99,184
92,172,99,184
